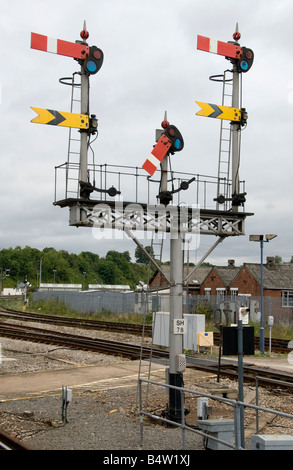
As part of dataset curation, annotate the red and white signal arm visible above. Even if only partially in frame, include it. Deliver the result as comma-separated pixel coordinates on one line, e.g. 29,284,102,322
142,134,172,176
197,35,242,60
31,32,89,59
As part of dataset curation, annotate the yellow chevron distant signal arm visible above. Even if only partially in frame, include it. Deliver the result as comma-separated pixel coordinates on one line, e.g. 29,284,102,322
31,107,89,129
195,101,241,122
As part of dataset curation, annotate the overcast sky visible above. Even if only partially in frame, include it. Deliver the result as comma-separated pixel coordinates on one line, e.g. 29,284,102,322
0,0,292,267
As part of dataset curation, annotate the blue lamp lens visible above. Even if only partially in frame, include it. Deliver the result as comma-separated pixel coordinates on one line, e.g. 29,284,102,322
240,60,248,71
86,60,97,73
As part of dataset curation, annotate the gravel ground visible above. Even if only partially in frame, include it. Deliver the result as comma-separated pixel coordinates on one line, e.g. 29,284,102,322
0,325,205,451
0,386,205,450
0,337,204,450
1,321,293,451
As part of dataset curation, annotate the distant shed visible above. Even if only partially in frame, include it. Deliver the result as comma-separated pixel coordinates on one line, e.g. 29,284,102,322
38,283,82,292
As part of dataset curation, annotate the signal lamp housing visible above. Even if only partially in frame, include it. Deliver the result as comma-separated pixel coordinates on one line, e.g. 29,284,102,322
83,46,104,75
237,47,254,73
163,125,184,154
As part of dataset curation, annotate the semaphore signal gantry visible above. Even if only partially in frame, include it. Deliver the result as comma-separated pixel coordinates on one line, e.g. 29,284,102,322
30,22,252,241
30,22,254,422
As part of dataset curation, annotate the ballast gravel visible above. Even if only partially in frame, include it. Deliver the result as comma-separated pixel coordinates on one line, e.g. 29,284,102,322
1,324,293,451
0,333,204,450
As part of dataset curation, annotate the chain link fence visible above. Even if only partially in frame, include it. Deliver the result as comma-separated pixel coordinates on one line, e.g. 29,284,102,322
33,290,293,326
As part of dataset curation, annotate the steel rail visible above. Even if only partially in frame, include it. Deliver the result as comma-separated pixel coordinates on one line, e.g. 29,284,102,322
0,321,292,389
0,306,152,335
0,323,167,360
0,306,291,353
0,428,31,450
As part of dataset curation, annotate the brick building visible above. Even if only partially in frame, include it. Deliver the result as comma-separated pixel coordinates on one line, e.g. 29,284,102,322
149,265,212,293
149,259,293,323
232,258,293,304
200,260,241,299
150,258,293,301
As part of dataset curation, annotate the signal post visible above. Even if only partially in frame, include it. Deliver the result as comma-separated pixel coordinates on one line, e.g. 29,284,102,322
79,35,90,193
196,24,253,209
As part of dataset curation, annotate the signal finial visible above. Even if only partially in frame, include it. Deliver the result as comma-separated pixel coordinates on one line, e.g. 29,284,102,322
80,20,89,41
233,22,241,42
161,111,170,129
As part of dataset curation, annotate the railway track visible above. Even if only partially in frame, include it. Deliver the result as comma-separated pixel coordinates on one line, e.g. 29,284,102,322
0,321,167,361
1,305,292,450
0,305,292,383
0,305,292,353
0,319,292,390
0,306,152,336
187,356,293,390
0,428,31,450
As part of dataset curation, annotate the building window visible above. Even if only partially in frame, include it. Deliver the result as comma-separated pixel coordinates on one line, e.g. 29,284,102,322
230,288,238,300
216,288,226,301
204,288,211,299
282,290,293,307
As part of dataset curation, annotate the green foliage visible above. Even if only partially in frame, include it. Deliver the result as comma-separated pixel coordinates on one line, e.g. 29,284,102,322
134,245,154,264
251,321,293,341
27,297,153,324
0,246,150,290
193,301,213,320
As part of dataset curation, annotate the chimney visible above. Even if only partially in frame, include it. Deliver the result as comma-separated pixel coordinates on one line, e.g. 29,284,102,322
228,259,235,267
266,256,275,268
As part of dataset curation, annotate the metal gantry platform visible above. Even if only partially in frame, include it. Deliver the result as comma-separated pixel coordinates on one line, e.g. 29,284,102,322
54,162,250,237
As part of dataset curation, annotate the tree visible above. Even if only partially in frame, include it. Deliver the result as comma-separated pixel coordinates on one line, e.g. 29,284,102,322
134,245,154,264
97,259,119,284
0,245,150,290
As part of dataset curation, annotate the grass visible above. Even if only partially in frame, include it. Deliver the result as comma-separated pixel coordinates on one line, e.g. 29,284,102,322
1,297,292,338
1,296,153,325
250,321,293,341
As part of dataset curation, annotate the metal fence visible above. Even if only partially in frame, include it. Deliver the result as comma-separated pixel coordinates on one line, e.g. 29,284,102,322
190,294,293,326
54,162,247,213
33,290,137,314
138,377,293,450
33,290,293,326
